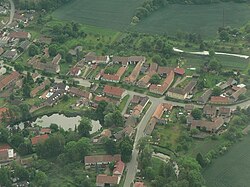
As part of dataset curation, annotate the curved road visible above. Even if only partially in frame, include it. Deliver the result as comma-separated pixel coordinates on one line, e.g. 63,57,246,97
6,0,15,27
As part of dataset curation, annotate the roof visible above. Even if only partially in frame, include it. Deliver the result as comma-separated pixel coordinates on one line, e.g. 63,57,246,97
94,95,113,103
70,67,81,75
102,74,120,82
203,105,217,116
2,50,17,59
191,117,224,132
184,104,194,111
149,63,158,73
0,71,20,90
174,68,185,75
0,107,8,119
128,56,146,62
69,87,91,98
101,129,112,138
152,103,173,119
84,154,121,164
157,67,173,76
231,87,247,100
218,107,231,116
9,31,30,39
103,85,125,98
197,89,212,104
51,54,61,65
134,182,145,187
210,96,230,104
31,134,49,145
124,61,143,83
113,160,125,175
40,128,51,133
96,175,119,185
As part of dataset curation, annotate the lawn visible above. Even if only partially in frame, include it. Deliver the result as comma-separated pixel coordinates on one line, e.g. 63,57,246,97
203,134,250,187
118,94,130,112
133,2,250,38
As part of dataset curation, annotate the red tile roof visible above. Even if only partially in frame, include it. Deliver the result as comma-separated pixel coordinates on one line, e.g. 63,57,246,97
103,85,125,98
134,182,145,187
113,160,125,175
31,134,49,145
9,31,30,39
174,68,185,75
84,154,121,164
40,128,51,134
210,96,230,104
0,71,20,91
96,175,119,185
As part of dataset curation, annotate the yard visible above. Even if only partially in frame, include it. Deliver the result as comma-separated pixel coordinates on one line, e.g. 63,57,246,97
203,134,250,187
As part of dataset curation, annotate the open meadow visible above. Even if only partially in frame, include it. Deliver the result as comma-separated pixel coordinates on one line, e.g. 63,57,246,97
203,134,250,187
53,1,250,38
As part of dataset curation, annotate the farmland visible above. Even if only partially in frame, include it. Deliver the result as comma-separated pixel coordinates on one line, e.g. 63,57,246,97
203,134,250,187
53,1,250,38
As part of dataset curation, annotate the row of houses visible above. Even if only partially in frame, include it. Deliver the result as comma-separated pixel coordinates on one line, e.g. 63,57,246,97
84,154,125,187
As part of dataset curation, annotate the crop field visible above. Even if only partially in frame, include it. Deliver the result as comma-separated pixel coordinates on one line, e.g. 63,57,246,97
203,134,250,187
134,3,250,38
53,1,250,38
52,0,144,31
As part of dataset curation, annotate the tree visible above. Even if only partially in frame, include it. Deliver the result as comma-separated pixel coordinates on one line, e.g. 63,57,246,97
104,111,124,127
12,163,30,181
65,53,73,63
95,101,108,124
152,54,162,64
196,153,206,167
28,44,39,56
191,108,202,120
33,171,49,187
0,167,11,187
0,127,8,143
120,137,133,163
104,138,117,155
18,142,33,156
212,86,222,96
48,44,58,57
78,117,92,137
50,123,59,132
10,134,24,148
150,74,161,84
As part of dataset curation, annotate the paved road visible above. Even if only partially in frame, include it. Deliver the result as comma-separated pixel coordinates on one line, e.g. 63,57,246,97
6,0,15,27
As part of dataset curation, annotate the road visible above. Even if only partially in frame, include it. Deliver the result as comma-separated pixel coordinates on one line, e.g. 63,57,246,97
6,0,15,27
173,47,249,59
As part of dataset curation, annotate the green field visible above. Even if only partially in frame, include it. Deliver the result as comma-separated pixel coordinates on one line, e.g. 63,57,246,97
203,134,250,187
134,3,250,38
53,1,250,38
53,0,144,31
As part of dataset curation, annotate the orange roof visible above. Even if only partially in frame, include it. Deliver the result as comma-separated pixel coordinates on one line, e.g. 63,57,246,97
124,61,143,83
96,175,119,185
152,103,173,119
134,182,145,187
116,66,127,77
113,160,125,175
210,96,229,104
40,128,51,133
102,74,120,81
31,134,49,145
174,68,185,75
94,95,112,103
85,154,121,164
9,31,30,39
0,71,20,90
103,85,125,98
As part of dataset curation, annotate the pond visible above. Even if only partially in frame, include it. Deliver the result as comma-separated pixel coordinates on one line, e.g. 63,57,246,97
20,114,101,134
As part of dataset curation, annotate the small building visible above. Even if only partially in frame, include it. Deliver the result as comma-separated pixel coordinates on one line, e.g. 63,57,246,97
210,96,230,104
84,154,121,168
203,105,217,118
2,49,18,60
9,31,31,40
96,175,119,187
31,134,49,145
103,85,126,99
197,89,212,104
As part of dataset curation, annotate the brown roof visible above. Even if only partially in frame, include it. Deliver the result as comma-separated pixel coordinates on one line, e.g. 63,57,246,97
152,103,173,119
70,67,81,75
203,105,217,116
150,70,174,94
218,107,231,116
0,107,8,119
69,87,91,99
231,87,247,100
134,182,146,187
124,61,143,83
174,68,185,75
9,31,30,39
197,89,212,104
157,67,173,75
96,175,119,185
210,96,230,104
0,71,20,91
137,74,151,88
128,56,146,62
191,117,224,132
94,95,113,103
149,63,158,73
51,54,61,65
113,160,125,175
30,80,50,97
84,154,121,164
112,56,129,65
116,66,127,77
103,85,125,98
102,74,120,82
31,134,49,145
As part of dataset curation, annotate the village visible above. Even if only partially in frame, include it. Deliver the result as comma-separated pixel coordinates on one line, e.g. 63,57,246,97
0,2,250,187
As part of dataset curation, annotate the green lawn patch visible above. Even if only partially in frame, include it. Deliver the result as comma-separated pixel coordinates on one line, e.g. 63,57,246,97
119,94,130,112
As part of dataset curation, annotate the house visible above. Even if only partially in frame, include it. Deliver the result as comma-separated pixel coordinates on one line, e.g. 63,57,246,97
9,31,31,40
203,105,217,118
150,70,175,95
28,56,60,73
134,182,146,187
157,67,173,77
191,117,224,133
69,67,81,76
0,144,15,164
40,128,52,135
174,68,185,75
124,60,144,84
51,54,61,65
103,85,126,99
231,87,247,101
96,175,119,187
218,107,231,118
218,78,237,90
131,96,149,118
101,74,120,83
94,95,114,103
18,40,30,51
84,154,121,168
137,74,151,88
0,71,20,91
2,49,18,59
184,104,194,113
210,96,230,104
113,160,125,176
197,89,212,104
30,80,50,97
112,56,129,66
100,129,112,138
85,52,109,64
145,103,173,135
31,134,49,145
68,87,92,99
0,107,8,121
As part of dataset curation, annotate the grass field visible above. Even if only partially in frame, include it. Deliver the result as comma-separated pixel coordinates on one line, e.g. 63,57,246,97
134,3,250,38
52,0,144,31
203,134,250,187
53,1,250,38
